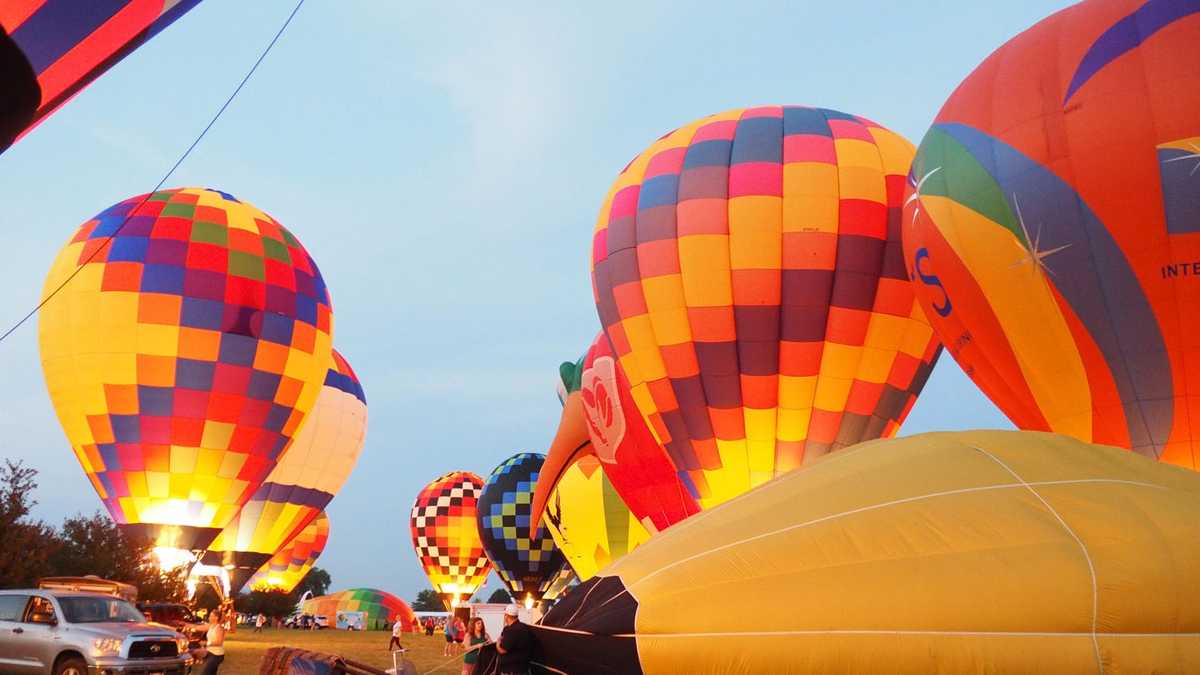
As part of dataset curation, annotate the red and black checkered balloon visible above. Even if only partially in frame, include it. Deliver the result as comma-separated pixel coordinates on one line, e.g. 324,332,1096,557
410,471,492,608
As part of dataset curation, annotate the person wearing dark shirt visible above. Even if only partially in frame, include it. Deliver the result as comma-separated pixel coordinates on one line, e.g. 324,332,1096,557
496,605,534,675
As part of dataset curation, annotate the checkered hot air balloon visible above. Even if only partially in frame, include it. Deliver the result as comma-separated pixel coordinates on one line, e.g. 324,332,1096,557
477,453,569,605
545,106,941,517
0,1,202,153
904,0,1200,467
244,510,329,593
203,348,366,589
410,471,492,609
38,187,333,555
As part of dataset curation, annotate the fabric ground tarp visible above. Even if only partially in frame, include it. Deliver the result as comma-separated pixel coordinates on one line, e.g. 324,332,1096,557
531,430,1200,674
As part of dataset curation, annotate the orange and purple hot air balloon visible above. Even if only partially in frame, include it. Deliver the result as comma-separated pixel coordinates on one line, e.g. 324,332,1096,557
533,106,941,526
244,510,329,593
903,0,1200,466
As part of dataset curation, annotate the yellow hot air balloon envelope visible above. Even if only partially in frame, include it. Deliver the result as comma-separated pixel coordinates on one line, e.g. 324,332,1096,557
244,510,329,593
533,431,1200,674
543,455,650,581
39,188,333,556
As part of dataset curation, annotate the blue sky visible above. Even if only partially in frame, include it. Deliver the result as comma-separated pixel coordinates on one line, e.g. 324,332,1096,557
0,0,1071,601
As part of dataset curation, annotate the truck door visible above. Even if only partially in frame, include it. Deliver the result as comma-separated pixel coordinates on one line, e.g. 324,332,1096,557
8,595,61,673
0,594,32,668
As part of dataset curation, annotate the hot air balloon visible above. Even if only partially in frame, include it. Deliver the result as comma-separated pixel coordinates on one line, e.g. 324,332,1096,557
0,1,201,153
532,106,942,531
903,0,1200,468
531,430,1200,675
201,348,366,590
543,454,650,582
410,471,492,609
534,333,700,537
39,187,333,561
301,588,417,632
244,510,329,594
477,453,569,607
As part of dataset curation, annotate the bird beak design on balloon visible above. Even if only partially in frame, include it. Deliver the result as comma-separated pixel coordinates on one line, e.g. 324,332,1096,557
529,386,599,540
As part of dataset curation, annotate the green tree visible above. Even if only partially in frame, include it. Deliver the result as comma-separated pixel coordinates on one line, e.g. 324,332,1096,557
47,511,187,602
0,461,60,587
487,588,512,604
412,588,443,611
238,589,297,619
293,566,331,598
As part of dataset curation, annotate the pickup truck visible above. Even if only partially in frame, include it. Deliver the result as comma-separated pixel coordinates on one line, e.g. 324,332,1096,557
0,589,192,675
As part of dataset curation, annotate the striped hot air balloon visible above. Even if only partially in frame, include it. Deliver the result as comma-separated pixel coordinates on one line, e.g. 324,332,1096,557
410,472,492,609
244,510,329,593
0,1,202,152
39,188,333,558
903,0,1200,467
202,349,366,590
301,588,417,632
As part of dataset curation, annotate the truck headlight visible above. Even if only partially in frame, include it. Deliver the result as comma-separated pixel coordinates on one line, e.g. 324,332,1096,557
92,638,122,657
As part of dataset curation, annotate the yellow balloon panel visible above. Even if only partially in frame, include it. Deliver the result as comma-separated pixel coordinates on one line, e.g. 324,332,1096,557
244,511,329,593
543,456,649,581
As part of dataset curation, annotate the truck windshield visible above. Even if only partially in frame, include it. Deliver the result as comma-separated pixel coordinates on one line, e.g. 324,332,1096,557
58,596,145,624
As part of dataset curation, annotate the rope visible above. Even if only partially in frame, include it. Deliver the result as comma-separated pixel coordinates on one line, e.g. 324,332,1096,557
0,0,308,346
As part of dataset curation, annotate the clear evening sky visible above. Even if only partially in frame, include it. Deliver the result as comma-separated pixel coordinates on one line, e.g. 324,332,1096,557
0,1,1071,601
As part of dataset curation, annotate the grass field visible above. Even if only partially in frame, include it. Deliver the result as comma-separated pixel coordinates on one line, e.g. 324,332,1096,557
220,628,463,675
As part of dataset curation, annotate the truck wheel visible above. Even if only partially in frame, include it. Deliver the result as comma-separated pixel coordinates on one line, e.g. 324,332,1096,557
54,656,88,675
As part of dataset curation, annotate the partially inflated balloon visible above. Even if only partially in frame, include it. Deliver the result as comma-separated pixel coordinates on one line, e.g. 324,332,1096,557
244,510,329,593
544,454,650,581
903,0,1200,466
588,106,940,510
203,348,366,588
39,188,333,552
301,588,416,632
477,453,569,604
410,471,492,609
532,431,1200,674
0,1,201,152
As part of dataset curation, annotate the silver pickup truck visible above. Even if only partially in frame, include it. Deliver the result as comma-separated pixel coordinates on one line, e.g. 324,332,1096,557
0,589,193,675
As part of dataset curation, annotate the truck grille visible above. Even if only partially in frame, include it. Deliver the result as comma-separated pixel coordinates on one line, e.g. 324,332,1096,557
128,640,179,658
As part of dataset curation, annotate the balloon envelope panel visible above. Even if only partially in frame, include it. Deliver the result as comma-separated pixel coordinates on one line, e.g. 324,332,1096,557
244,510,329,593
591,105,940,511
902,0,1200,466
410,471,492,607
478,453,569,602
544,455,650,581
533,430,1200,674
205,348,365,573
39,187,333,549
0,1,201,149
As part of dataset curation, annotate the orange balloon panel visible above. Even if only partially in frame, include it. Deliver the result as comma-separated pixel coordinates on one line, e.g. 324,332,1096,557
204,348,365,581
591,106,941,509
410,471,492,607
38,188,333,550
903,0,1200,467
244,511,329,593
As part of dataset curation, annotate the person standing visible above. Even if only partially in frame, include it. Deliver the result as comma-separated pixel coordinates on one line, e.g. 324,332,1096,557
496,605,534,675
194,609,226,675
443,615,457,657
462,617,490,675
389,616,406,651
254,613,266,633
